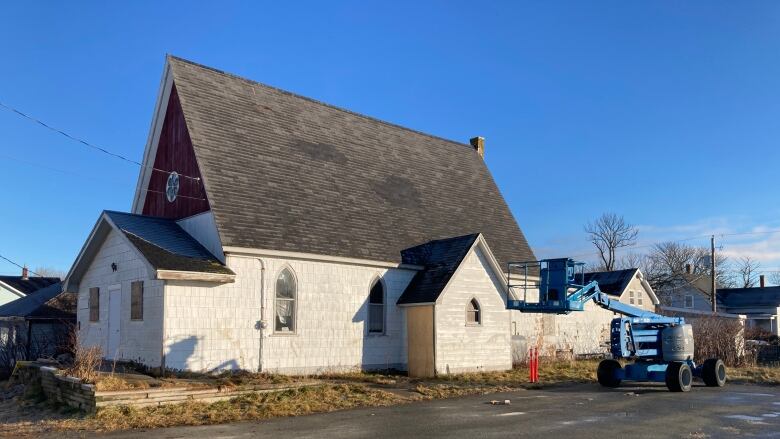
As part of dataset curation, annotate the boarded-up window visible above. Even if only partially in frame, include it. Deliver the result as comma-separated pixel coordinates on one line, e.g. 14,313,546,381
368,280,384,333
89,287,100,322
131,281,144,320
275,268,296,333
466,299,481,325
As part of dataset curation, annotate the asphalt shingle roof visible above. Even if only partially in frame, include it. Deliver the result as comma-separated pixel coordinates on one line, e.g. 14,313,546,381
166,56,535,268
397,234,479,305
105,211,234,275
583,268,638,297
718,286,780,309
0,276,60,296
0,282,75,319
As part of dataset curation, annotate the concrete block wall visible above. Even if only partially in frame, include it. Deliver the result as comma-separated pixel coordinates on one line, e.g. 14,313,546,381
435,247,512,374
77,229,164,367
17,365,97,412
164,254,417,374
509,274,657,360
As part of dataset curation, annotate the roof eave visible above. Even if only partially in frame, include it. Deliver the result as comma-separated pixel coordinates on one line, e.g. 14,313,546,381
156,269,236,283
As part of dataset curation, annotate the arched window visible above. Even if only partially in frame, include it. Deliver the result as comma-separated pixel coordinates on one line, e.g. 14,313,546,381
466,298,481,325
368,279,384,333
275,268,297,333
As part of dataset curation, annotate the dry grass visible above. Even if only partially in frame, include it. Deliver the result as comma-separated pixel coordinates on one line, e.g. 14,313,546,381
91,370,297,392
3,360,778,437
4,384,402,435
64,342,102,384
727,366,780,385
93,375,161,392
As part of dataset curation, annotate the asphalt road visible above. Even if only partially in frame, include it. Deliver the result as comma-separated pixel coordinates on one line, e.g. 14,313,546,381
86,383,780,439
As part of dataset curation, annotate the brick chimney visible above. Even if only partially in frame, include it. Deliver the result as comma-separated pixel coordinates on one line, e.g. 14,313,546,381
21,266,28,280
470,136,485,159
760,274,765,288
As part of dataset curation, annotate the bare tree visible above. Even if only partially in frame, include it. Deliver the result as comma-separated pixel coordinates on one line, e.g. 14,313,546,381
584,213,639,272
616,252,646,270
769,272,780,286
644,242,731,290
33,266,66,279
734,256,760,288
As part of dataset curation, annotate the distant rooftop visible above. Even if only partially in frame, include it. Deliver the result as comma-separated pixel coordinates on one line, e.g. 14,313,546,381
584,268,639,297
0,275,61,296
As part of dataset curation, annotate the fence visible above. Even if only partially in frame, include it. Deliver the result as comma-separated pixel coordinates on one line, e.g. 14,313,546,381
757,345,780,367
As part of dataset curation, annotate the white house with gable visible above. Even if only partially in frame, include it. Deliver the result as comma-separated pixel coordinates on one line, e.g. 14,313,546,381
64,55,540,376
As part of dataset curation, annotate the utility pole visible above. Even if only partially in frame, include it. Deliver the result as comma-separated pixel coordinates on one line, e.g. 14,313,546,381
711,235,717,313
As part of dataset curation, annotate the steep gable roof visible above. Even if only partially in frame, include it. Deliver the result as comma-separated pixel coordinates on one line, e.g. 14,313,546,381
156,56,535,268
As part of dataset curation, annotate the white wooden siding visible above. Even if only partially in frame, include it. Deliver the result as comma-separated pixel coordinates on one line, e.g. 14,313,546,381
163,254,416,373
76,229,164,367
434,247,511,374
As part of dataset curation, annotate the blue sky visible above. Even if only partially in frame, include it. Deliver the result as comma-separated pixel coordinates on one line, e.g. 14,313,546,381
1,1,779,277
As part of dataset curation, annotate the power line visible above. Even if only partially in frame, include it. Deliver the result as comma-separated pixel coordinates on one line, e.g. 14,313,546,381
0,100,201,182
145,189,207,202
717,229,780,238
572,227,780,262
0,152,208,201
0,253,43,277
569,234,711,259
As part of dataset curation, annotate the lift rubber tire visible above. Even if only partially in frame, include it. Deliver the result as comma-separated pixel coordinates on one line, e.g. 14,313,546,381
597,359,622,388
702,358,727,387
665,362,693,392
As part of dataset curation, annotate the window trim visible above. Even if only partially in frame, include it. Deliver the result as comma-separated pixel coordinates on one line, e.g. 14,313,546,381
89,287,100,322
684,294,694,309
130,281,144,321
466,297,482,326
367,276,386,335
273,266,298,336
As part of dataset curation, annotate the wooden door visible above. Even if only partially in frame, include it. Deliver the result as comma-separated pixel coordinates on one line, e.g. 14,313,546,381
106,285,121,359
406,305,435,377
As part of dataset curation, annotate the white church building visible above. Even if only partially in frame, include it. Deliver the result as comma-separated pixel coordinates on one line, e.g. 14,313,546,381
64,56,649,377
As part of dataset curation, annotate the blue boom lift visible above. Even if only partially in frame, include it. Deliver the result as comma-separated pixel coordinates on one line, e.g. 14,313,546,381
507,258,727,392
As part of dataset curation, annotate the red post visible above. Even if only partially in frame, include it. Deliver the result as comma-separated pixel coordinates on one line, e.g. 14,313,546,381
529,347,539,383
533,348,538,382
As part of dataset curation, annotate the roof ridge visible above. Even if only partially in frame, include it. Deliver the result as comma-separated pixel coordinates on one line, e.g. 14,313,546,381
166,55,475,151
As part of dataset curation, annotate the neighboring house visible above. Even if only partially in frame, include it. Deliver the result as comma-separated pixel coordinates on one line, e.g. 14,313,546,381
509,268,659,360
0,268,61,306
653,271,741,319
718,285,780,335
64,55,536,376
584,268,658,312
0,282,75,373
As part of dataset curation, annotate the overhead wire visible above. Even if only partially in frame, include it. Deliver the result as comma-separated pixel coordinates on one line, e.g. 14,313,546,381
0,253,43,277
0,100,201,182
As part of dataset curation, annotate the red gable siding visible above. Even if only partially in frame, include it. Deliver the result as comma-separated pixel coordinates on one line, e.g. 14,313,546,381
142,84,210,219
